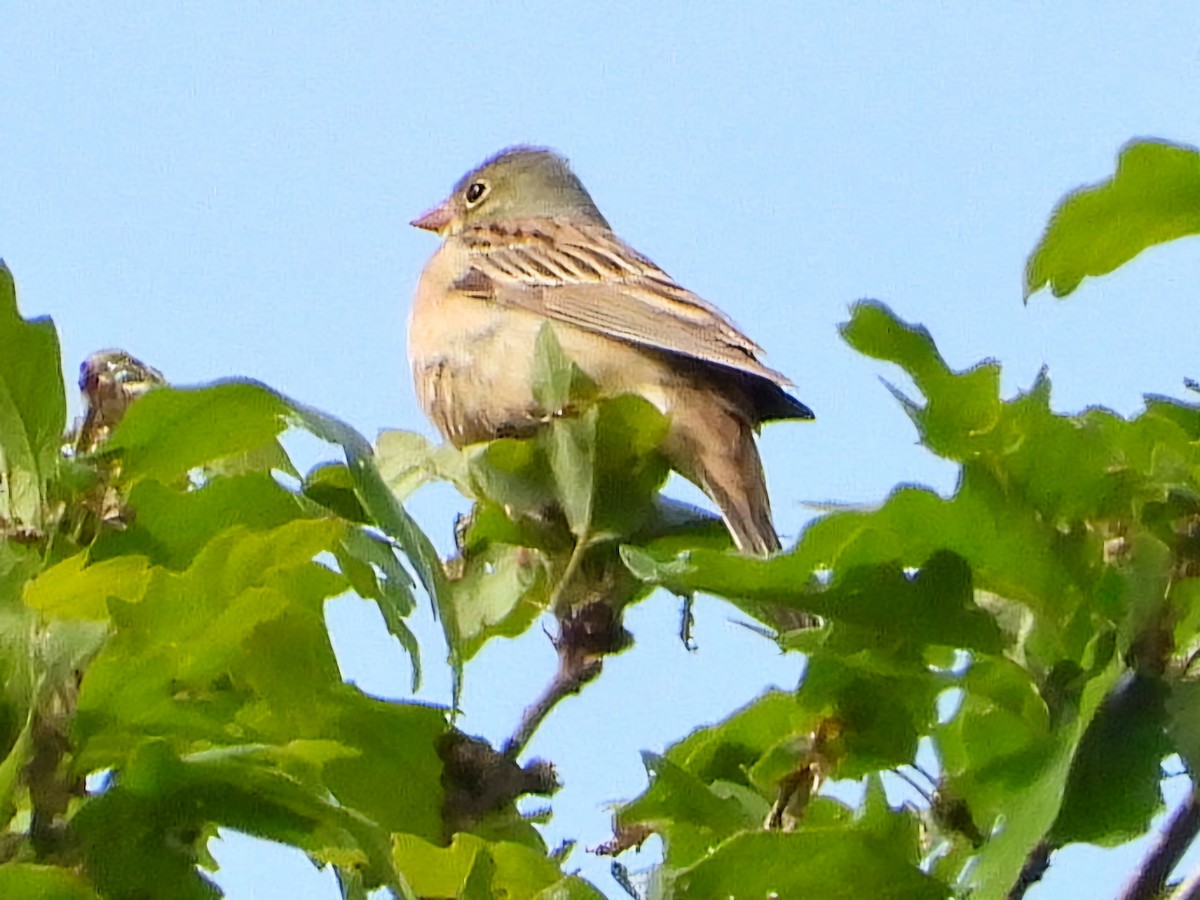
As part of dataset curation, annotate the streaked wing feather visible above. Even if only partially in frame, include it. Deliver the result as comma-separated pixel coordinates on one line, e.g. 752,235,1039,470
457,219,790,385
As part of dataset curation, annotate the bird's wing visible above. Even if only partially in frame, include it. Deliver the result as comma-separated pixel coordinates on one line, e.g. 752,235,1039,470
453,219,792,386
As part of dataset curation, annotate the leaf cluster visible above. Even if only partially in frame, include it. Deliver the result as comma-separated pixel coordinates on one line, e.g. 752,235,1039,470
606,139,1200,898
0,266,602,899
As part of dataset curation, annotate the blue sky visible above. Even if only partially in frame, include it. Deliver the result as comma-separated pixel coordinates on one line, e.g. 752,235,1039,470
4,4,1200,897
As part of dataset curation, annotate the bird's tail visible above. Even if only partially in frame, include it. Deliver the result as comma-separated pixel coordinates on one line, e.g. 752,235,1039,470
665,403,783,557
703,438,782,556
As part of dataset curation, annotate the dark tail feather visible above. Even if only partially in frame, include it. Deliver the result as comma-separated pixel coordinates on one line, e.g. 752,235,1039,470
690,419,783,556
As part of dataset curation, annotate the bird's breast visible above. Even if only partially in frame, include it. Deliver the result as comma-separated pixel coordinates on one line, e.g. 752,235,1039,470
408,246,679,446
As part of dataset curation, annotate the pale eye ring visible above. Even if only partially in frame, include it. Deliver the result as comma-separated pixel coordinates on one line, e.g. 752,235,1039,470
464,181,488,205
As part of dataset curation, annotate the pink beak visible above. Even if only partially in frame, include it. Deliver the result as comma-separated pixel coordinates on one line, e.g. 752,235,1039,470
411,200,454,233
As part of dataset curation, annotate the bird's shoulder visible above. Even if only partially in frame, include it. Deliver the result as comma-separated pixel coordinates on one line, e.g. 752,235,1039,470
448,217,773,363
455,217,666,285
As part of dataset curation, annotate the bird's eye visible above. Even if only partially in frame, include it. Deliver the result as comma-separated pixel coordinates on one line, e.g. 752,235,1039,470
464,181,488,205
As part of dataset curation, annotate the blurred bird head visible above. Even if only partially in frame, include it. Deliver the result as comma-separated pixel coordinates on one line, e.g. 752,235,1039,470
411,146,609,235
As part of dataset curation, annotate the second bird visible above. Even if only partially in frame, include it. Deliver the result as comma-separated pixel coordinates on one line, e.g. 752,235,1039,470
409,146,813,555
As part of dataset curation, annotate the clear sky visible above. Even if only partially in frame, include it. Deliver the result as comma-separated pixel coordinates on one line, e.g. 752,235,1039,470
4,4,1200,898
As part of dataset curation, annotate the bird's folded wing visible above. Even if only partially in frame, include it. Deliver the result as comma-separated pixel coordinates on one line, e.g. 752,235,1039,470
455,219,792,386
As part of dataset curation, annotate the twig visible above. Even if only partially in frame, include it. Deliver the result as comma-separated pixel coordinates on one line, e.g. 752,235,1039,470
1119,790,1200,900
504,593,629,759
1171,860,1200,900
504,653,602,759
439,731,559,836
505,529,637,758
503,536,595,759
892,767,935,804
546,534,588,616
1007,840,1053,900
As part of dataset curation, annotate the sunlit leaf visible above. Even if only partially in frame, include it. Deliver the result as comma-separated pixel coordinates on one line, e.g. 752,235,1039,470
667,829,944,899
531,322,597,416
1026,139,1200,298
23,553,151,619
89,472,312,570
0,864,100,900
392,832,604,900
840,300,1001,459
375,430,470,502
618,752,761,869
0,262,66,527
946,646,1122,900
446,542,548,662
99,381,294,484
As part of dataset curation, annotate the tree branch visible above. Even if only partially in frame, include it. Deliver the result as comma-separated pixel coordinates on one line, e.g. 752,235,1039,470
1007,840,1053,900
1119,789,1200,900
1170,861,1200,900
504,653,602,760
504,599,626,758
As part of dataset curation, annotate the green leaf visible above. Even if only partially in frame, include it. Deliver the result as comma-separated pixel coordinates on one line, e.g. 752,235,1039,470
531,322,596,415
667,829,945,899
392,833,604,900
790,651,943,776
462,850,497,900
470,438,559,530
23,553,151,619
0,864,100,900
100,381,295,484
232,625,447,845
0,261,66,528
0,710,33,829
641,495,727,539
0,539,43,607
89,472,312,570
74,738,406,899
204,436,299,480
1171,579,1200,663
617,301,1198,896
296,407,446,639
353,446,452,680
590,395,670,539
856,772,923,853
67,507,448,881
839,301,1000,459
334,528,421,690
547,413,596,538
945,646,1123,900
468,394,669,546
623,545,1003,657
618,752,763,868
0,613,109,829
312,698,447,845
75,519,351,760
375,429,470,502
446,542,548,662
303,462,369,522
1167,678,1200,780
653,690,813,788
284,399,450,695
1051,672,1169,845
1026,139,1200,298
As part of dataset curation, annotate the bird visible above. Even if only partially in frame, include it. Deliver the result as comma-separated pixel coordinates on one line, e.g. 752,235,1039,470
76,349,166,453
408,146,813,555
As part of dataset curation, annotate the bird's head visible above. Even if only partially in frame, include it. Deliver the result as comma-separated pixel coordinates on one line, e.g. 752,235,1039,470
411,146,609,235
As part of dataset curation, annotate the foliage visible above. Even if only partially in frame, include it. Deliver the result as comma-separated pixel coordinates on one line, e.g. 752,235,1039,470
2,135,1199,898
605,137,1200,898
1025,138,1200,299
0,265,603,899
618,300,1197,896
